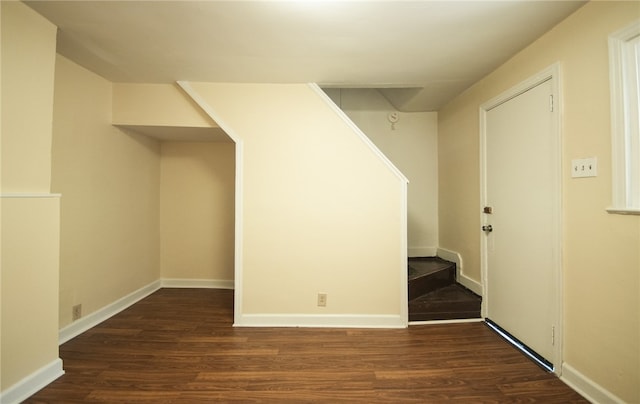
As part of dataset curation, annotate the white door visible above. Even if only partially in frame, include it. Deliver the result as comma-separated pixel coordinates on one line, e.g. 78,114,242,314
482,76,560,368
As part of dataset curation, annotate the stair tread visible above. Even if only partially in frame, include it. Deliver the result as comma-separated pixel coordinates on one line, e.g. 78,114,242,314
408,257,455,300
407,257,481,321
408,257,455,280
410,283,481,302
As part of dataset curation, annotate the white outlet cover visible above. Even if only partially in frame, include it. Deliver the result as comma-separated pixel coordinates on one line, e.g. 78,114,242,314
571,157,597,178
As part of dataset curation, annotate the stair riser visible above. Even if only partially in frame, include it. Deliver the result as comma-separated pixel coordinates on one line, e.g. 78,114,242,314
409,311,481,322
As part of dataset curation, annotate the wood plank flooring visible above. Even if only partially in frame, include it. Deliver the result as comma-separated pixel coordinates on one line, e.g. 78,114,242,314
26,289,586,403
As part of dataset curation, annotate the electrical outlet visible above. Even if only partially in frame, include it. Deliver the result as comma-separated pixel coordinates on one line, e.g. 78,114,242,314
317,293,327,307
571,157,597,178
72,304,82,321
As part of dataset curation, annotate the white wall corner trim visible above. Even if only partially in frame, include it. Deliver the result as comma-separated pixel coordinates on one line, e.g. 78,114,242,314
235,314,406,329
561,362,626,404
307,83,409,185
161,278,234,289
437,247,483,296
58,280,162,345
0,358,64,404
408,247,437,258
175,80,246,328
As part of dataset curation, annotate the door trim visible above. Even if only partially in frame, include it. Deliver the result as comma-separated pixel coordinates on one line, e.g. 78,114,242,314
479,63,564,374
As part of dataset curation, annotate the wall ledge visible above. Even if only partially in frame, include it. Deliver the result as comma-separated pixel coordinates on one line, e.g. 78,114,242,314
0,193,61,198
59,280,161,345
606,207,640,215
234,314,406,328
161,278,234,289
561,362,626,404
0,358,64,404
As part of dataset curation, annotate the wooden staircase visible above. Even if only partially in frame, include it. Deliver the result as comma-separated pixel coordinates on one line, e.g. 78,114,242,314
408,257,481,322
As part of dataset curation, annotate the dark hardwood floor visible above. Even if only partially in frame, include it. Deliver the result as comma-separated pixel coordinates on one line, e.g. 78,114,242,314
26,289,586,403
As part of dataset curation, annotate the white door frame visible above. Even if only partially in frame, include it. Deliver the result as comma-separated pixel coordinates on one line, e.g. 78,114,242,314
479,63,564,374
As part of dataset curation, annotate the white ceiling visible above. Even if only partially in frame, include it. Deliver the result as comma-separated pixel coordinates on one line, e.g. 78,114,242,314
26,0,586,112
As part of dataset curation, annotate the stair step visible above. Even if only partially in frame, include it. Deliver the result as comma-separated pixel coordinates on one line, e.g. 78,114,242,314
409,284,482,322
408,257,455,301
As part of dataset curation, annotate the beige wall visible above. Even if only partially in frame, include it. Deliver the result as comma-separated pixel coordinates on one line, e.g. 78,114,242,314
1,1,61,395
1,0,56,193
186,83,407,321
160,142,235,281
326,89,439,257
51,55,161,329
438,2,639,401
113,83,214,127
1,197,60,391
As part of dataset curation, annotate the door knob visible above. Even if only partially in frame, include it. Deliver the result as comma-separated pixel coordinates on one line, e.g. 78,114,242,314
482,224,493,233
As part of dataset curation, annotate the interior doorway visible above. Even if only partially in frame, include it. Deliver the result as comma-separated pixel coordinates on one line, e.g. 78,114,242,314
159,140,235,288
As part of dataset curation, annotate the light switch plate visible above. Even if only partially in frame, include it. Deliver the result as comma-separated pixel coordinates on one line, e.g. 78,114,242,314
571,157,597,178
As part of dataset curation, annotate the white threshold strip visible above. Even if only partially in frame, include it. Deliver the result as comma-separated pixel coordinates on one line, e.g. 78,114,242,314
485,318,554,372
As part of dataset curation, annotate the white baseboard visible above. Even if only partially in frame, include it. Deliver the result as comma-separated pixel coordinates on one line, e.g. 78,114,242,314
408,247,437,257
437,247,462,269
59,280,162,345
561,363,625,404
235,314,406,328
161,278,234,289
457,274,483,296
437,247,483,296
0,358,64,404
